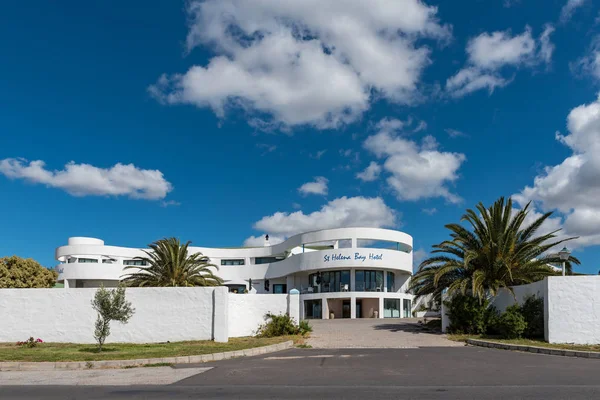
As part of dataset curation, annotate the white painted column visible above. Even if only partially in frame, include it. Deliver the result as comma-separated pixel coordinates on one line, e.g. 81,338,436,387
441,291,450,333
378,296,384,319
64,279,70,289
322,297,329,319
212,287,229,342
350,294,356,319
288,291,300,323
350,269,356,292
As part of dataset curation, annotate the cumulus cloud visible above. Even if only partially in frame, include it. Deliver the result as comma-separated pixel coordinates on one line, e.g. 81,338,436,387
149,0,451,130
245,196,397,242
560,0,586,23
362,119,465,203
0,158,172,200
446,25,555,97
356,161,382,182
514,94,600,248
298,177,329,196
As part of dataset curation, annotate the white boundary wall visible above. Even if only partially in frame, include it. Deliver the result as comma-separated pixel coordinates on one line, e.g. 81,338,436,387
545,276,600,344
228,294,289,337
442,276,600,345
0,287,299,344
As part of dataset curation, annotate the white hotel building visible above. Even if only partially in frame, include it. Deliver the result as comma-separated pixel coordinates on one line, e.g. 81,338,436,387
55,227,415,320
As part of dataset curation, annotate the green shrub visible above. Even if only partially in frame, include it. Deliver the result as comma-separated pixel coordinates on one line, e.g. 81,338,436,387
445,294,498,335
298,320,312,335
520,295,544,338
497,305,527,339
255,313,311,338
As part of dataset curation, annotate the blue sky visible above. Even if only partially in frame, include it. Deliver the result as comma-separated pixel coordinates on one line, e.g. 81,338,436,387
2,0,600,274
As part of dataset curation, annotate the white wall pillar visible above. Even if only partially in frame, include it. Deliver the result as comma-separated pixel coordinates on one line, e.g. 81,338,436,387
441,291,450,333
288,291,300,323
350,269,356,292
212,287,229,342
350,294,356,319
378,296,384,319
322,297,329,319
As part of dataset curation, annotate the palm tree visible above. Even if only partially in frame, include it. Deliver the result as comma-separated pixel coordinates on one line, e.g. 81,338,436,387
122,237,224,287
410,197,580,302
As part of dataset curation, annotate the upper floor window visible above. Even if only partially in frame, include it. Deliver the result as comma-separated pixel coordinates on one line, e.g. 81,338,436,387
255,256,284,264
386,271,395,292
68,258,77,263
102,259,116,264
221,259,245,266
78,258,98,263
123,259,147,266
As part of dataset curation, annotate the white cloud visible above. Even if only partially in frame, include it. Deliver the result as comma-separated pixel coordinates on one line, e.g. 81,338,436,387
560,0,586,23
310,150,328,160
539,25,556,64
256,143,277,155
246,196,398,242
243,235,286,247
413,248,428,269
298,177,329,196
363,119,465,203
161,200,181,207
0,158,172,200
445,128,468,138
446,26,555,97
413,120,428,133
150,0,451,130
446,67,510,98
514,94,600,248
421,208,437,215
356,161,382,182
570,35,600,81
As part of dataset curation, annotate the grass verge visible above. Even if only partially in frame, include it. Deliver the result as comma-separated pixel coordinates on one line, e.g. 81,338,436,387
0,336,301,362
449,334,600,352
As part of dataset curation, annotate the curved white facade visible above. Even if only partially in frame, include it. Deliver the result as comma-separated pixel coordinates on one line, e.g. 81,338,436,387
55,228,415,319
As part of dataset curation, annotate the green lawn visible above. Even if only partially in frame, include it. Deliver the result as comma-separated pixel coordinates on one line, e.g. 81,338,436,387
0,336,301,362
449,334,600,352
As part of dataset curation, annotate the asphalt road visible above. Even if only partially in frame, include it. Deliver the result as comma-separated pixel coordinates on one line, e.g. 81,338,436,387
3,346,600,399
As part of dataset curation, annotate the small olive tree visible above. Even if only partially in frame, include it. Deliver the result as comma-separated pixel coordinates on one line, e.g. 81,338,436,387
91,285,135,351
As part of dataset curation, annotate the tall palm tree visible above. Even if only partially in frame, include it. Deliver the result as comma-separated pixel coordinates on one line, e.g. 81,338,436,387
410,197,580,302
122,237,224,287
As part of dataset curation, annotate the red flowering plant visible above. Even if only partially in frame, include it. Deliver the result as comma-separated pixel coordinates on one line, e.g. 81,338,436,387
16,337,43,348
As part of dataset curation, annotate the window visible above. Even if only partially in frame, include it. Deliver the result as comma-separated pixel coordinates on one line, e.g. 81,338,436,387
255,256,284,264
403,299,412,318
386,271,395,292
102,259,116,264
384,299,400,318
227,285,246,294
221,259,245,266
355,270,383,292
308,270,350,293
273,284,287,294
78,258,98,263
123,260,147,266
68,258,77,263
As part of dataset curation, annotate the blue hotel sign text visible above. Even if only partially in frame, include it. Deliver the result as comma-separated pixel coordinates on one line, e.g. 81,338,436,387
323,252,383,263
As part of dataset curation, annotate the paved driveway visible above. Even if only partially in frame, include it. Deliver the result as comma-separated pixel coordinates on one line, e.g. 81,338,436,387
306,318,462,348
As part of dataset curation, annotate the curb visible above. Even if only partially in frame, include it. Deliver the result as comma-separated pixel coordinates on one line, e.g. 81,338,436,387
0,340,294,371
467,339,600,359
